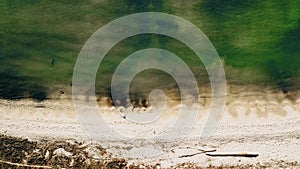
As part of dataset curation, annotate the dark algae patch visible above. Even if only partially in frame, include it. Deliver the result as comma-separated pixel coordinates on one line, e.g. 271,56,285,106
0,134,127,169
0,70,47,101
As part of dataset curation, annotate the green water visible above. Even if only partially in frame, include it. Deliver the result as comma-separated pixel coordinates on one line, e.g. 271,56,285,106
0,0,300,100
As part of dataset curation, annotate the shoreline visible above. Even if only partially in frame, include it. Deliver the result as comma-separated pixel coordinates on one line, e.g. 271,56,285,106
17,82,300,106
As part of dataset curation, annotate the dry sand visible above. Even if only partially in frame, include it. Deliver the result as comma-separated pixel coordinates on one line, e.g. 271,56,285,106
1,85,300,168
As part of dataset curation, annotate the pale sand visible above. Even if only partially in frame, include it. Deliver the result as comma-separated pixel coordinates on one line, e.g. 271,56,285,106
1,86,300,167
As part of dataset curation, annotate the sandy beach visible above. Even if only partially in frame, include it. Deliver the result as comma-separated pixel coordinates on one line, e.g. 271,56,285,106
1,85,300,168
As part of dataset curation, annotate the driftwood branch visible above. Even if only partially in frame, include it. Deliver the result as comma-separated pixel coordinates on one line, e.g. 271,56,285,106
0,159,52,169
178,148,217,158
205,152,259,157
179,152,203,158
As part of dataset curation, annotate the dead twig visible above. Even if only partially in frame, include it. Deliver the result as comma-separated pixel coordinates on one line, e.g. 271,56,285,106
178,152,203,158
178,148,217,158
0,159,52,169
205,152,259,157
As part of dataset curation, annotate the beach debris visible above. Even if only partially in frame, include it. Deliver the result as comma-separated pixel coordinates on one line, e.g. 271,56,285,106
53,148,73,158
178,147,217,158
78,142,90,149
205,152,259,157
45,150,50,159
0,159,52,169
